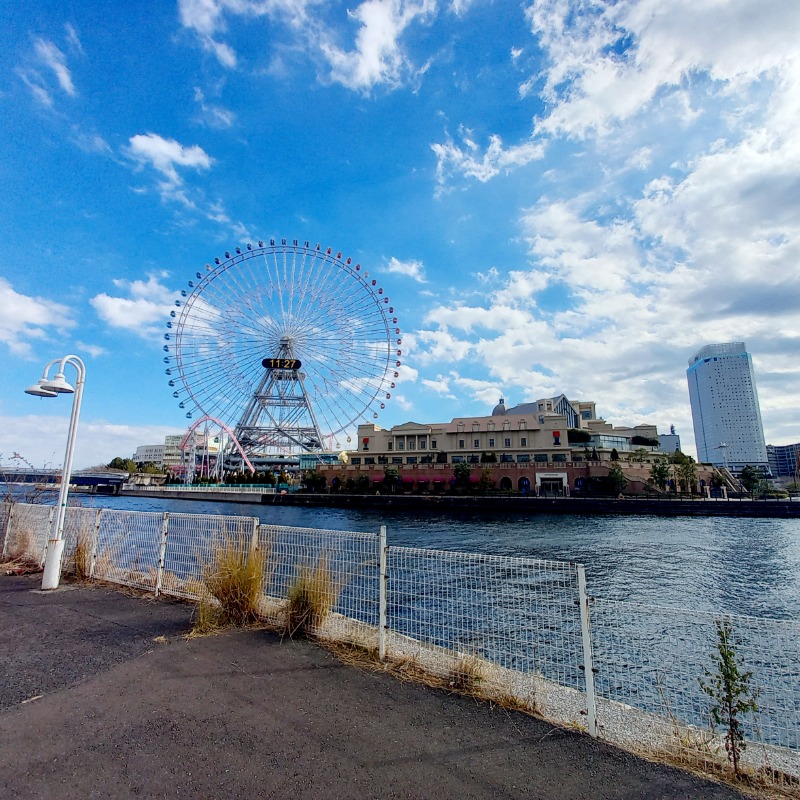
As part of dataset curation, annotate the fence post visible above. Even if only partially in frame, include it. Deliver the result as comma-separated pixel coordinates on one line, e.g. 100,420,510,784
577,564,598,737
1,502,13,559
89,508,102,579
40,506,56,566
154,512,169,597
379,524,387,662
248,517,259,555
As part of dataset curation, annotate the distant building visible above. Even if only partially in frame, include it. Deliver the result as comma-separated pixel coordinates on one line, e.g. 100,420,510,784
658,425,681,454
134,444,165,467
687,342,768,472
766,443,800,479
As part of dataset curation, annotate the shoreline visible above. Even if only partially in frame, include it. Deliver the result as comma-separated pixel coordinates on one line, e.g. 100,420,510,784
118,488,800,517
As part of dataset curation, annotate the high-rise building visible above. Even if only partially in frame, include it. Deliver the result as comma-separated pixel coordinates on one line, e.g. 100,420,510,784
767,443,800,479
687,342,768,471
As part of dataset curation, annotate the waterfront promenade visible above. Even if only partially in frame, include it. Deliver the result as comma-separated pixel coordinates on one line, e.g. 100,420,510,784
0,574,747,800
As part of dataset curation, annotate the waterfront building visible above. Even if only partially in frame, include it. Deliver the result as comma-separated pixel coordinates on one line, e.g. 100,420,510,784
658,426,681,454
767,443,800,480
687,342,768,472
317,395,713,496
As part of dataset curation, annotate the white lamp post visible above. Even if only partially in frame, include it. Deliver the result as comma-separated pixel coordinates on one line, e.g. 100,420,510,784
24,355,86,590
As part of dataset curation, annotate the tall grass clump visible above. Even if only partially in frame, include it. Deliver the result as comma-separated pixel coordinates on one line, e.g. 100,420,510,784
192,538,267,634
284,553,340,639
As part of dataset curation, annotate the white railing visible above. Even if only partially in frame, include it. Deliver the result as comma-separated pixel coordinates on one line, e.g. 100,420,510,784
1,500,796,787
125,484,276,494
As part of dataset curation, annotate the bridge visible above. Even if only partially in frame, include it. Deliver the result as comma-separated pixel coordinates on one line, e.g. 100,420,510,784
0,468,128,494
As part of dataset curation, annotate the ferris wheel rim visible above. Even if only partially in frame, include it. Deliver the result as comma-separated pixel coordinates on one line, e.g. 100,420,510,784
164,240,401,443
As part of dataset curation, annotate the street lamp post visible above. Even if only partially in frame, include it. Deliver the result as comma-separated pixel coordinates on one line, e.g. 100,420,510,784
24,355,86,590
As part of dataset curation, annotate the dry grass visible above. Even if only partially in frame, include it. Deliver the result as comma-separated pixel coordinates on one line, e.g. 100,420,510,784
1,527,38,565
284,554,340,639
189,538,268,636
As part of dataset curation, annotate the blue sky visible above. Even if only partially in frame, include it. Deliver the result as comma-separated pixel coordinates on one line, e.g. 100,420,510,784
2,0,799,469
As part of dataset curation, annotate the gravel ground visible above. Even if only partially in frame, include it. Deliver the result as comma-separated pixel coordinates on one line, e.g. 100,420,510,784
0,574,748,799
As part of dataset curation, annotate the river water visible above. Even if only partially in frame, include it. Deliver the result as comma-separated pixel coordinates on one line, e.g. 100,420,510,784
68,493,800,620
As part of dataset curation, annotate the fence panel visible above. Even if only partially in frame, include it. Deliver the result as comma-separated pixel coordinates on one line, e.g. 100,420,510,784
3,503,51,563
0,502,12,556
258,524,381,646
60,507,100,576
92,509,164,591
385,547,587,719
590,599,800,780
160,512,258,600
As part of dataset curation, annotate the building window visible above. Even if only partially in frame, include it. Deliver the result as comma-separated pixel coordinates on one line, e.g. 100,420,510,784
503,420,510,430
397,440,405,450
473,438,480,447
408,439,415,450
472,422,480,432
451,455,465,463
517,454,530,463
457,422,465,433
351,457,362,465
500,454,514,463
364,457,375,465
520,437,527,447
431,439,437,449
488,438,495,448
458,439,465,449
504,438,511,448
419,438,427,449
392,457,403,464
387,442,393,451
406,456,417,464
553,453,567,462
519,420,527,430
534,454,548,462
487,422,495,431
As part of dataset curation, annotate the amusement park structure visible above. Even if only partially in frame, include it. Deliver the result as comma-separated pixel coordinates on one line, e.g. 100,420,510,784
164,239,399,474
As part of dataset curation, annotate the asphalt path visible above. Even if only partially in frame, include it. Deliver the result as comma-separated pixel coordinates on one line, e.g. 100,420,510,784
0,574,746,799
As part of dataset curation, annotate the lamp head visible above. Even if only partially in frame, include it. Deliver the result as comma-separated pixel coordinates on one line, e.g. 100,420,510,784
41,372,75,394
25,379,58,397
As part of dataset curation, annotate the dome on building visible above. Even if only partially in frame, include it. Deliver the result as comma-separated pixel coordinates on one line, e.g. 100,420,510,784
491,398,507,416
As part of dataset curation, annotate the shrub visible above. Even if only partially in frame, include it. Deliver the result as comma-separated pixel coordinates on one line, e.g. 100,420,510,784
284,554,339,639
196,538,266,630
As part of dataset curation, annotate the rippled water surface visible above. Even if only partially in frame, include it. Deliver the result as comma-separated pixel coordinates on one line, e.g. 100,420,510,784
72,494,800,618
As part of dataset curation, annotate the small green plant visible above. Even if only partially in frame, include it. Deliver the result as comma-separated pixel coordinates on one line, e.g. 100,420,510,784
699,619,760,779
195,538,266,631
284,553,339,639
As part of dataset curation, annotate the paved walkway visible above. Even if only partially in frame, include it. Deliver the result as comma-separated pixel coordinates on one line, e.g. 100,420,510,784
0,575,745,799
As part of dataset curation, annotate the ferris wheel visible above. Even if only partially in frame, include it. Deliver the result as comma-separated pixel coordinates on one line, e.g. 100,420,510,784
163,239,401,462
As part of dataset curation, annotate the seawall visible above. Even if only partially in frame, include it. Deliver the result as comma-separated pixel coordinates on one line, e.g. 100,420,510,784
119,489,800,518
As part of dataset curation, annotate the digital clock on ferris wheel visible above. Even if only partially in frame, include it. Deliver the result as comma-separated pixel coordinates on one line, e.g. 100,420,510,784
262,358,302,370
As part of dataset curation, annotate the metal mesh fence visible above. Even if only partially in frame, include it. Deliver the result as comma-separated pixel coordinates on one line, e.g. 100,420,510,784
160,513,257,600
257,524,381,646
385,547,587,717
590,599,800,781
1,501,798,786
0,502,12,556
2,503,51,563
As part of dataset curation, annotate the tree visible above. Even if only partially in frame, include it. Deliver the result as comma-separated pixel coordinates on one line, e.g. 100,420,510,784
453,461,471,491
606,464,627,495
699,620,759,778
650,459,670,490
676,460,697,494
383,466,400,494
631,435,660,447
108,457,136,472
629,448,649,463
478,469,494,493
567,428,592,444
739,465,767,494
668,450,694,465
610,448,620,461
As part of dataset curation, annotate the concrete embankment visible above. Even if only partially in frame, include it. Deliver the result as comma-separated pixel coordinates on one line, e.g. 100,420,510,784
120,488,800,517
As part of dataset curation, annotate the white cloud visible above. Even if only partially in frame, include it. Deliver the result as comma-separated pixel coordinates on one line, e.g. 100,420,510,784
34,39,76,96
193,87,236,128
432,129,544,192
385,256,426,282
0,415,182,471
128,133,213,187
16,69,53,107
319,0,436,93
75,342,108,358
90,274,176,337
64,23,84,55
0,278,76,357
